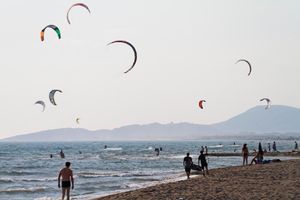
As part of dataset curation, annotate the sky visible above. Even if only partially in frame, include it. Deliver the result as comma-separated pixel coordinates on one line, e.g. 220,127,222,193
0,0,300,139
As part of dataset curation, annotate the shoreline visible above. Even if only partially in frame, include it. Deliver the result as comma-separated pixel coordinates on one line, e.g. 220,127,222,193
207,151,300,157
92,159,300,200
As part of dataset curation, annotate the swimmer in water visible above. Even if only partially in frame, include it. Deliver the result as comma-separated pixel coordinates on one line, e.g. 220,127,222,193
60,149,65,159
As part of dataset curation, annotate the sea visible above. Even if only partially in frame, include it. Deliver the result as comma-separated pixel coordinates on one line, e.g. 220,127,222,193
0,140,297,200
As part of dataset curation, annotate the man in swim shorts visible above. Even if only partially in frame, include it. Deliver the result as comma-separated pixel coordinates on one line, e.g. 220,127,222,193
58,162,74,200
198,150,209,176
183,153,193,179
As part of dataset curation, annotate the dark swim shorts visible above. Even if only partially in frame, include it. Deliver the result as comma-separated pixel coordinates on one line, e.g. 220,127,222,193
62,181,71,188
201,162,208,169
185,167,191,173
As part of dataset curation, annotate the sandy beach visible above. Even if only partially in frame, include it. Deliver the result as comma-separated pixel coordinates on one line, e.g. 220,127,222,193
94,159,300,200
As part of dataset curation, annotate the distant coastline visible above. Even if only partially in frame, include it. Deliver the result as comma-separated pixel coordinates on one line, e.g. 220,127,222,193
2,105,300,142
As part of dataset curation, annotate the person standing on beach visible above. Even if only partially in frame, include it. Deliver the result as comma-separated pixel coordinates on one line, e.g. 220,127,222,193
242,144,249,166
268,143,271,152
198,150,209,176
183,153,193,179
295,141,298,150
201,146,204,152
204,146,208,155
272,141,277,152
58,162,74,200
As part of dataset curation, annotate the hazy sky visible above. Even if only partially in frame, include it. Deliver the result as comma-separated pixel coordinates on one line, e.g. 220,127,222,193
0,0,300,139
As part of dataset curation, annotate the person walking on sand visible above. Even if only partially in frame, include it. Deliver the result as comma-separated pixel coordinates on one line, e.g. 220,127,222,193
58,162,74,200
242,144,249,166
198,150,209,176
183,153,193,179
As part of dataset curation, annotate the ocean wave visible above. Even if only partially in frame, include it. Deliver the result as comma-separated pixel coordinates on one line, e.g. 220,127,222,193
77,172,118,178
0,177,14,183
104,147,122,151
130,177,161,182
21,177,57,182
208,145,224,148
0,170,35,176
121,183,142,189
0,187,47,193
77,171,158,178
34,197,57,200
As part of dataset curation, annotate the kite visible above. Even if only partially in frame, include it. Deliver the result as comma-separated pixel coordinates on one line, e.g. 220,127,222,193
198,100,206,109
49,89,63,106
40,25,61,41
260,98,271,109
107,40,137,73
236,59,252,76
35,100,46,112
67,3,91,24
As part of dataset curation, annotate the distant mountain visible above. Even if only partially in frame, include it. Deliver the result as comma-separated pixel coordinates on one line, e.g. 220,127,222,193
2,105,300,141
213,105,300,133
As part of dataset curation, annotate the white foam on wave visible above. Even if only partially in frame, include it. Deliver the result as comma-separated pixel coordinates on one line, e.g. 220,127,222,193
104,148,122,151
34,197,60,200
169,154,198,159
228,145,241,147
208,145,224,148
0,186,47,193
0,177,14,183
21,177,57,182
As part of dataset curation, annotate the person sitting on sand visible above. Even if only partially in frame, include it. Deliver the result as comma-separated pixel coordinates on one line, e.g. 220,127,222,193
183,153,193,179
242,144,249,166
58,162,74,200
198,150,209,176
250,142,264,165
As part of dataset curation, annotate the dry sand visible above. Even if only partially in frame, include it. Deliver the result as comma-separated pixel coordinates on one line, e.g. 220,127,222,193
94,159,300,200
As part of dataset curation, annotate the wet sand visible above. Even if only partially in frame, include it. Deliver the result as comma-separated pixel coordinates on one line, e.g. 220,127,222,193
93,159,300,200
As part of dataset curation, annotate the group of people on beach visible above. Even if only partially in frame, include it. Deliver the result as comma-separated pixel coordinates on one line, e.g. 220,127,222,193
242,142,272,165
183,149,209,179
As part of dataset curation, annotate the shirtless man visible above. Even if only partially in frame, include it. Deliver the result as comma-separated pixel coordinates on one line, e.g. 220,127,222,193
58,162,74,200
